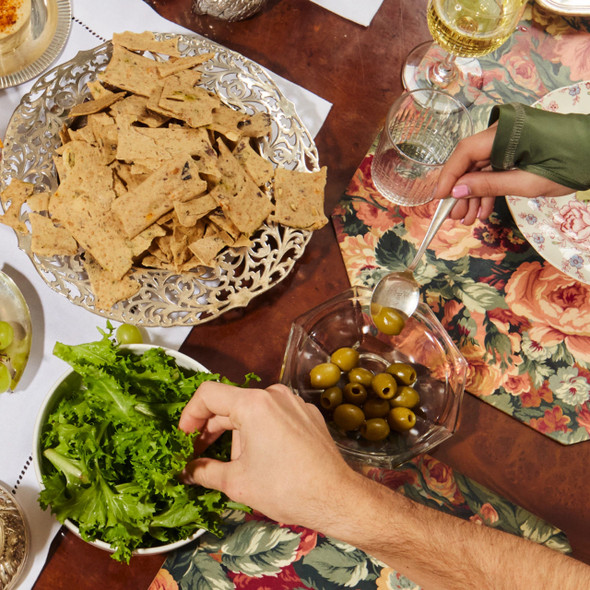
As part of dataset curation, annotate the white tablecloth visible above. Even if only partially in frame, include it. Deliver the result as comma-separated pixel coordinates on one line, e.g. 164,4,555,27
0,1,332,587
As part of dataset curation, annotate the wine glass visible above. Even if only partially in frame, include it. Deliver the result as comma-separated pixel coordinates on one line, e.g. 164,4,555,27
402,0,527,106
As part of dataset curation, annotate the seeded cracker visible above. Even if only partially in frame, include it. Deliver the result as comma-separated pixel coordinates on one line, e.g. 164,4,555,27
99,45,162,97
83,255,140,310
68,91,125,118
215,140,273,234
111,156,207,238
112,31,181,57
271,166,328,230
29,213,79,256
0,180,33,234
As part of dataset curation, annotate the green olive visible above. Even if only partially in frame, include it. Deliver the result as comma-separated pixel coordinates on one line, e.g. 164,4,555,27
330,347,360,372
386,362,417,386
320,387,343,411
343,382,368,405
370,304,406,335
387,407,417,432
360,418,391,441
370,372,398,400
348,366,374,387
390,385,420,409
333,403,365,431
310,362,341,389
363,397,390,419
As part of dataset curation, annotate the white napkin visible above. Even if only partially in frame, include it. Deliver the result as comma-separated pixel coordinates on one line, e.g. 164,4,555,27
0,1,332,587
309,0,384,26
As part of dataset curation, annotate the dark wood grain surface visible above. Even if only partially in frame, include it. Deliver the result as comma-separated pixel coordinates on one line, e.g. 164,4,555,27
33,1,590,587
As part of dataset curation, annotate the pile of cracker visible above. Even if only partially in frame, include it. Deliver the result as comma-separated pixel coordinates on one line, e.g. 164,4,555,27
0,31,327,309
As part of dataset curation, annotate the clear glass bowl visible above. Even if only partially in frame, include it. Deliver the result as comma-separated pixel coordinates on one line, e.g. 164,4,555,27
280,286,467,469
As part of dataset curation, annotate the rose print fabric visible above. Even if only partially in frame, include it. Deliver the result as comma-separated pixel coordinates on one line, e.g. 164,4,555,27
333,4,590,445
151,454,570,590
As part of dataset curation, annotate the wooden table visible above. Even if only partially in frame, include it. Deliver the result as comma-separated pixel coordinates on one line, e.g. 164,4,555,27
33,1,590,587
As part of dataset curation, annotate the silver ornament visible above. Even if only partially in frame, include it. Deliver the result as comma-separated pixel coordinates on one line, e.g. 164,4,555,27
193,0,267,21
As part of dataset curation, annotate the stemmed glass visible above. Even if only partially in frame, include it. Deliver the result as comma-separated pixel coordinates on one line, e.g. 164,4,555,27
402,0,527,106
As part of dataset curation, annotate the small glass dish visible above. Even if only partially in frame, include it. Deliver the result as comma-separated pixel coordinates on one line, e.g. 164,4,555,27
0,270,32,392
280,286,467,469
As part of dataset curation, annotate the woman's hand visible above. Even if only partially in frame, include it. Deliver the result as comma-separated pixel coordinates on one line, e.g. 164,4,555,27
435,123,573,224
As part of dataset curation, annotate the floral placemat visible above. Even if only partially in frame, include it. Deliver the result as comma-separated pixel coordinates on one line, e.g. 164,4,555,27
331,3,590,445
149,454,570,590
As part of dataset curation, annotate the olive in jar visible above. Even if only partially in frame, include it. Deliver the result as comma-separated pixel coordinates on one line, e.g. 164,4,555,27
310,362,341,389
360,418,391,441
388,406,416,431
390,385,420,409
363,397,390,418
370,372,398,399
330,347,360,372
386,362,417,386
320,387,343,411
343,382,368,405
333,404,365,431
348,367,374,387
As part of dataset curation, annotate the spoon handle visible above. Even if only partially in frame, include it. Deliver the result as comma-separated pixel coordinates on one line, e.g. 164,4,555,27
407,197,456,273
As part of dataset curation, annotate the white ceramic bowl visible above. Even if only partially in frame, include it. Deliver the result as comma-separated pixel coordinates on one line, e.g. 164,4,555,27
32,344,209,557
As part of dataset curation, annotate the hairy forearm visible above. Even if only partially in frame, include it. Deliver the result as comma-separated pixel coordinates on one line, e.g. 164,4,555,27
317,472,588,590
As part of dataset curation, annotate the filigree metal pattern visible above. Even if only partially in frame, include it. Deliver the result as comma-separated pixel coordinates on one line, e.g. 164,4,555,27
1,34,319,326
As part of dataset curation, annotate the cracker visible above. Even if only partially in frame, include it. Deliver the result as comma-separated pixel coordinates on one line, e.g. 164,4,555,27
215,139,272,234
0,180,33,234
271,166,328,230
113,31,180,57
26,191,51,212
156,73,219,127
51,191,134,279
99,44,162,97
111,155,207,237
109,94,170,127
68,91,125,118
233,138,274,186
188,233,227,266
29,213,79,256
157,53,214,78
173,193,218,227
83,255,141,310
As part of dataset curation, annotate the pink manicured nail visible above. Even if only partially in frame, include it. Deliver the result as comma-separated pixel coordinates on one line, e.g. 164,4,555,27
452,185,471,198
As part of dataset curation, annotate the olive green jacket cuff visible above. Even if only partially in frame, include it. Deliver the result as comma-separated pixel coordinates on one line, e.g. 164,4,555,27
489,102,590,191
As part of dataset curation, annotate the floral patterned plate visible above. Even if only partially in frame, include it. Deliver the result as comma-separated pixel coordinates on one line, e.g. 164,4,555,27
506,81,590,285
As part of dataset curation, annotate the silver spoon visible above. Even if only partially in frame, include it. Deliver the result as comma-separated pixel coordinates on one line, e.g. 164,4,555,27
371,197,456,319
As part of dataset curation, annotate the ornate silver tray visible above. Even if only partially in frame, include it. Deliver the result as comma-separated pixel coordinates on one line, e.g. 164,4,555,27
1,34,320,326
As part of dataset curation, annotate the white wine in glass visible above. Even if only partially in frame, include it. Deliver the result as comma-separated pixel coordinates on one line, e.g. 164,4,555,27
403,0,527,106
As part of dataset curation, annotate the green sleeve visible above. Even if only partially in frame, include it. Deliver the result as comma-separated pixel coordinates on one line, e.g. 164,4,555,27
489,102,590,191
